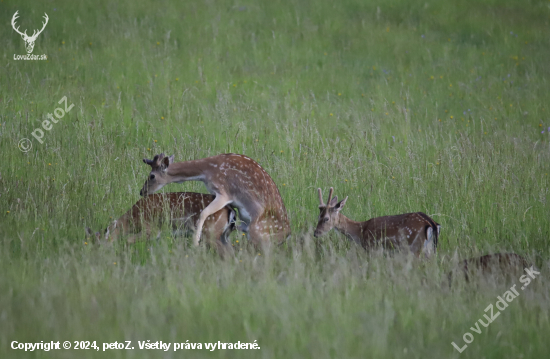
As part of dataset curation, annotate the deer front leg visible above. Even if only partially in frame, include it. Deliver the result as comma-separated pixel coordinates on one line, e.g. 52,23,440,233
193,194,231,246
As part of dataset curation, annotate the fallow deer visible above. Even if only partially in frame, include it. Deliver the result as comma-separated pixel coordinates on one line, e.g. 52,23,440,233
140,153,291,247
314,188,440,257
449,253,534,283
86,192,236,254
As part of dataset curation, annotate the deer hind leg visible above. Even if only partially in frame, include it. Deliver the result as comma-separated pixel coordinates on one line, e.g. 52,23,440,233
246,219,285,254
247,224,270,252
406,228,426,257
220,208,237,245
215,218,235,259
201,209,236,259
193,194,231,246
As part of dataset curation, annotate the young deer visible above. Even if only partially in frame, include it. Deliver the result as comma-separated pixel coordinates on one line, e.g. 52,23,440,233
140,153,290,247
86,192,236,254
314,188,440,257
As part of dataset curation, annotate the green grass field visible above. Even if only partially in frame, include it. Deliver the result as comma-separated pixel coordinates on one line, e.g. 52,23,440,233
1,0,549,357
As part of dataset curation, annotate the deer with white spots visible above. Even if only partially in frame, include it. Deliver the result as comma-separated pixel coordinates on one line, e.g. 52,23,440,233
314,188,440,257
140,153,291,248
86,192,236,255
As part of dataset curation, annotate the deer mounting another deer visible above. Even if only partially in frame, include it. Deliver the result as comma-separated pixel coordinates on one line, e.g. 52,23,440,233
86,192,236,255
140,153,291,248
314,187,440,257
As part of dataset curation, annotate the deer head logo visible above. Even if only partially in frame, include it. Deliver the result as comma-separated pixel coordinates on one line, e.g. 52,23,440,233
11,11,49,54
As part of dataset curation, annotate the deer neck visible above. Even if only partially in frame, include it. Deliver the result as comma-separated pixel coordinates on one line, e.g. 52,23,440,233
166,160,208,183
334,214,363,243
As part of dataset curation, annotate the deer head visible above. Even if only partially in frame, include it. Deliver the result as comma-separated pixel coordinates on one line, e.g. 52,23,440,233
11,11,49,54
85,227,102,244
140,153,174,196
314,187,348,238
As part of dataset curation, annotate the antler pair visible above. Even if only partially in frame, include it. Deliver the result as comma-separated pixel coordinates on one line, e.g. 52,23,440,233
317,187,334,208
143,153,165,167
143,153,175,169
11,11,49,40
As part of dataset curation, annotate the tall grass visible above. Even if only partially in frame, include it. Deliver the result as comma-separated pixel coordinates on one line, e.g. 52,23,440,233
1,0,549,357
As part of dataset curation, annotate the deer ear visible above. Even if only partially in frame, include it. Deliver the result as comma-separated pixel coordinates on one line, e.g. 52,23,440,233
334,196,348,211
328,195,339,207
162,155,173,169
155,153,165,166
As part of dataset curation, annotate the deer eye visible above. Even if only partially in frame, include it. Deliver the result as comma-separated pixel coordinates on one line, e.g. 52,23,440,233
149,174,155,180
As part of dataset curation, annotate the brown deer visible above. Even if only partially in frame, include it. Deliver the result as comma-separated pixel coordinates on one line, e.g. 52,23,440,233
314,188,440,257
86,192,236,254
140,153,290,247
449,253,534,283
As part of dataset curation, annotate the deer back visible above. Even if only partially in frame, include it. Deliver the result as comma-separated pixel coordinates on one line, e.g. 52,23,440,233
445,253,535,286
361,212,440,255
458,253,532,280
206,154,287,213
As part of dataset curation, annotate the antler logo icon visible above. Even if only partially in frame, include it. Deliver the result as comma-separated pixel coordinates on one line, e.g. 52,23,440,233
11,11,49,54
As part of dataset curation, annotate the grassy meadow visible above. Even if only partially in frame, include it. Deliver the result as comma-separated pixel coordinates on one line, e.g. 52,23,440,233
1,0,550,357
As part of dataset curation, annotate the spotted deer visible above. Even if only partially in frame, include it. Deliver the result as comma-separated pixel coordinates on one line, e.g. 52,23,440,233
86,192,236,254
140,153,290,247
314,188,440,257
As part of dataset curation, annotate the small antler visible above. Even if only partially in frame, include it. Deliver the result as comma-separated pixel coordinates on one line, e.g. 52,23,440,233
143,153,164,167
317,188,324,206
143,157,155,166
326,187,334,206
11,11,28,38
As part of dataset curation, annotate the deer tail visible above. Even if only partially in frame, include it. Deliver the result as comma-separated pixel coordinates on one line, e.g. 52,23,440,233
417,212,440,251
